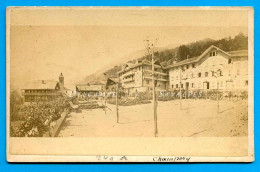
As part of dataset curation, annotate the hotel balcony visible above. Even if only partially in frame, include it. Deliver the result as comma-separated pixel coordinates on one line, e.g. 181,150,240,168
143,69,168,76
123,77,135,82
144,76,169,82
123,71,135,77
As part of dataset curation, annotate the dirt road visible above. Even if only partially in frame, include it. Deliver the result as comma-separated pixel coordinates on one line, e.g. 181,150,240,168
58,99,248,137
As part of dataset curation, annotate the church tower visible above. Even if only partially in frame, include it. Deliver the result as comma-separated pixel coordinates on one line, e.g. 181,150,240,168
59,73,64,91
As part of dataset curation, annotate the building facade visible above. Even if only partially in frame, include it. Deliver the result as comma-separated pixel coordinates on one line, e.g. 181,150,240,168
118,59,169,95
22,73,65,102
76,84,103,96
165,45,248,93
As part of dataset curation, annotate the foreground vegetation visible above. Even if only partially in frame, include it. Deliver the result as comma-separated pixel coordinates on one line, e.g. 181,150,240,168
10,96,71,137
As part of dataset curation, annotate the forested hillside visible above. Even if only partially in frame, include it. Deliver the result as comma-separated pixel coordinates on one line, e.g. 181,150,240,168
80,33,248,83
141,32,248,67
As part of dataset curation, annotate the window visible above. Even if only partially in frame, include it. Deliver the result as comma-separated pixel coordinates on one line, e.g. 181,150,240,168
198,73,201,77
192,64,195,68
146,80,150,84
176,84,178,88
210,51,216,56
228,59,232,64
181,84,183,88
172,84,174,89
192,83,195,88
212,71,214,77
245,80,248,86
205,72,208,77
186,65,189,69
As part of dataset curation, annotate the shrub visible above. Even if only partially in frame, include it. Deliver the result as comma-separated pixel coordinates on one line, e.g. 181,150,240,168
107,99,151,106
11,98,69,137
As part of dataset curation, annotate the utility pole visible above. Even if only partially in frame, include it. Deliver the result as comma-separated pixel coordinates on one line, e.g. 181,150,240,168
152,48,158,137
116,82,119,123
217,81,219,113
103,73,107,114
179,67,182,110
144,37,158,137
213,66,223,114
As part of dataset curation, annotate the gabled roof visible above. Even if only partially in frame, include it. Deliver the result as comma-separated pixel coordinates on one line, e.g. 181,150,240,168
165,45,248,69
105,77,121,89
118,59,162,74
227,50,248,57
76,85,102,92
89,80,105,85
125,63,135,68
107,77,119,84
23,80,59,90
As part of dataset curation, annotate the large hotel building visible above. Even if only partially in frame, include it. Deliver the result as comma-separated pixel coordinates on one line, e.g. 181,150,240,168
118,59,169,95
118,45,248,95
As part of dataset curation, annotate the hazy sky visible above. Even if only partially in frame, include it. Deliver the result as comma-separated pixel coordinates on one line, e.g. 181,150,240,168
9,8,249,89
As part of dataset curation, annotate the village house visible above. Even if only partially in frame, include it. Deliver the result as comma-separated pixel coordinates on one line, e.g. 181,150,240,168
22,73,65,102
76,81,105,98
105,77,120,92
165,45,248,93
117,59,169,96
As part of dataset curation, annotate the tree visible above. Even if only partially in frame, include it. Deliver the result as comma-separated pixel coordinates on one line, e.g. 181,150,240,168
178,45,190,61
10,90,22,114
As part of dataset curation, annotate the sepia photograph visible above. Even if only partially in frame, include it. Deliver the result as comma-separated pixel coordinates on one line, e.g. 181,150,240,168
6,7,254,162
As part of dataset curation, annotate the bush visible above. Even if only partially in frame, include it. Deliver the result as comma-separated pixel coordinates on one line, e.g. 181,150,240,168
136,92,152,101
107,99,151,106
11,98,70,137
78,101,105,109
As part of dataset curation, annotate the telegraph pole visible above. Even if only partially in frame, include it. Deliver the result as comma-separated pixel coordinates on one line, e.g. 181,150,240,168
152,48,158,137
116,83,119,123
144,38,158,137
217,81,219,113
103,73,107,114
179,68,182,110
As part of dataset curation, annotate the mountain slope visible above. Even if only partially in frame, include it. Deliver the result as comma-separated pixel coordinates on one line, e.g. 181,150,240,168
77,33,247,85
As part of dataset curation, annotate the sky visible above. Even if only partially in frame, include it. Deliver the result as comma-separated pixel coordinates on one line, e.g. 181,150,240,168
9,8,249,90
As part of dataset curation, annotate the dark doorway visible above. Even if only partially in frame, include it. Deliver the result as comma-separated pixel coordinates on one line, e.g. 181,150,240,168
185,82,189,98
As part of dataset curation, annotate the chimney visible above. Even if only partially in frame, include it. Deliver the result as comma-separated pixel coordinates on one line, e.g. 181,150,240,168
173,52,177,65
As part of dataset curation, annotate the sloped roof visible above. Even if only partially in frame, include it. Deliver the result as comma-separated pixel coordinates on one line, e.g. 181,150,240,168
227,50,248,57
93,80,106,85
76,85,102,92
118,59,162,74
23,80,59,90
165,45,248,69
105,77,120,89
108,77,119,83
126,63,135,68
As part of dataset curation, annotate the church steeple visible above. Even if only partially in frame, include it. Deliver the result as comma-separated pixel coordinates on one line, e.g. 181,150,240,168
59,73,64,91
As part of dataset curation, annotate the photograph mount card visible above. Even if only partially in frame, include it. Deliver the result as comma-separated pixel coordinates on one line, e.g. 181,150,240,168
6,7,254,162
